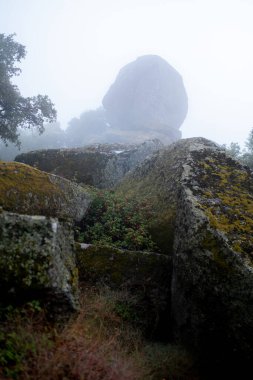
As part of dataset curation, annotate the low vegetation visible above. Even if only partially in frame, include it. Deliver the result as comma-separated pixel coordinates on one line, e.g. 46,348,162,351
0,284,199,380
77,189,158,252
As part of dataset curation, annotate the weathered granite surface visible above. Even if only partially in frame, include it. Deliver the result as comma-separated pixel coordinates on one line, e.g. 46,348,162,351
172,141,253,365
2,136,253,370
0,161,91,220
76,243,172,337
15,139,163,188
117,137,253,366
0,210,79,313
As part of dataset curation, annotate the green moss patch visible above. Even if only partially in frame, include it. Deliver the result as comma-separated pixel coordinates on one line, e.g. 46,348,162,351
76,244,172,337
0,161,91,220
76,244,171,286
0,161,62,216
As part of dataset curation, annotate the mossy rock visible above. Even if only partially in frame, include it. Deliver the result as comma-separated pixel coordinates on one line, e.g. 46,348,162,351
76,243,171,286
170,139,253,368
0,211,79,313
117,137,253,366
0,161,91,220
15,140,163,188
76,243,172,338
115,139,217,254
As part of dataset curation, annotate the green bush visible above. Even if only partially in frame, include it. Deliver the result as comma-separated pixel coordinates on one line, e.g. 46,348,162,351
77,190,158,251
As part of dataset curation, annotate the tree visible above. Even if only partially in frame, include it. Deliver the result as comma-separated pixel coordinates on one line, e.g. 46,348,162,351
222,142,241,160
0,33,56,146
245,128,253,154
223,129,253,170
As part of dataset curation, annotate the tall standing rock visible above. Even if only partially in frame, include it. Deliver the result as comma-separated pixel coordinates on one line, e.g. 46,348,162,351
102,55,188,144
116,137,253,371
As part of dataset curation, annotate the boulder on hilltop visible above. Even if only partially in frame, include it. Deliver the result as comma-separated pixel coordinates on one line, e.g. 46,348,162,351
64,55,188,146
102,55,188,144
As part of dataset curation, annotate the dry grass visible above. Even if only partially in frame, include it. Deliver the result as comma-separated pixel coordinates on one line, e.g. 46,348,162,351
0,285,199,380
36,285,143,380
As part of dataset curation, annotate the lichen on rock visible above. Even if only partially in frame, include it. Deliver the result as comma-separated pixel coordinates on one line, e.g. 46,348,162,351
117,137,253,366
0,211,79,313
0,160,91,220
116,139,217,254
191,151,253,258
171,139,253,365
14,140,163,188
76,243,172,337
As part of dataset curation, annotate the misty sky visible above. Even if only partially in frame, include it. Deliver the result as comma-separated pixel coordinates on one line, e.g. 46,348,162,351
1,0,253,147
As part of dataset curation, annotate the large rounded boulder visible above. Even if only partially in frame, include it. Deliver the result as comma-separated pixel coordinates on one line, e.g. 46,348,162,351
102,55,188,144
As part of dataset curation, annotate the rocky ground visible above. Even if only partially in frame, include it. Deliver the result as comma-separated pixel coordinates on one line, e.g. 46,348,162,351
1,137,253,379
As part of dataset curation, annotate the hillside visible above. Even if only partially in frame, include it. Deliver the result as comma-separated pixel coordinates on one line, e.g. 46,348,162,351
1,138,253,379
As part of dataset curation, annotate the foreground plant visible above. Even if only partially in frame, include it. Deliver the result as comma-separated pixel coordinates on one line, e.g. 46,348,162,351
77,190,158,251
0,285,199,380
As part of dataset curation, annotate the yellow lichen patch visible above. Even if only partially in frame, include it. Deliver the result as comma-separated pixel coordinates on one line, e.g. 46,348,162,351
0,161,62,216
193,152,253,261
201,231,234,272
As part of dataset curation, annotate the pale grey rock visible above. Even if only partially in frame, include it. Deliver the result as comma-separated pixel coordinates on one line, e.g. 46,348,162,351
102,55,188,144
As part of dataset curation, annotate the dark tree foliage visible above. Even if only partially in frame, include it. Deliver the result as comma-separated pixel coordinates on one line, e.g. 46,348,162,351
0,33,56,146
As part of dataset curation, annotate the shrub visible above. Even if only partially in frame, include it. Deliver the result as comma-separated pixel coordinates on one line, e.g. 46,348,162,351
77,190,158,251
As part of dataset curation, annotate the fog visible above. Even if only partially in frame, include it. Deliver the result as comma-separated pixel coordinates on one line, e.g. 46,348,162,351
1,0,253,146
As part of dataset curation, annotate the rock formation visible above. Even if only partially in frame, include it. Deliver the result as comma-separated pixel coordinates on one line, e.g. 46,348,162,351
0,161,91,220
76,244,172,338
0,210,78,313
0,161,92,313
2,137,253,372
64,55,188,146
102,55,188,144
172,141,253,366
117,137,253,367
15,139,163,188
